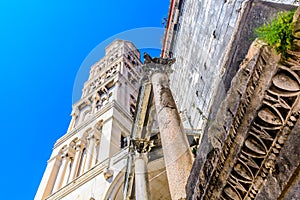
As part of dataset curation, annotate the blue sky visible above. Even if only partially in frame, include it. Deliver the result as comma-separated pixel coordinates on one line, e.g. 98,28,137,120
0,1,169,199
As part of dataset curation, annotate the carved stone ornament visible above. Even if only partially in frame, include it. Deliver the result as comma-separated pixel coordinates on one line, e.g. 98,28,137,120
189,7,300,200
143,52,176,65
141,52,176,81
131,138,153,153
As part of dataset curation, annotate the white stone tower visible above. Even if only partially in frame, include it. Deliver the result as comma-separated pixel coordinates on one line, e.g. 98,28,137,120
35,40,143,200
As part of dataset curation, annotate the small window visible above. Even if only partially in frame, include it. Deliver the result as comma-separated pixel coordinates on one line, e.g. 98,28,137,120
130,103,136,117
120,134,128,148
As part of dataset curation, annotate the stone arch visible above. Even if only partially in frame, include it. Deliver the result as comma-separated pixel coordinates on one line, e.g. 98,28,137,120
103,168,125,200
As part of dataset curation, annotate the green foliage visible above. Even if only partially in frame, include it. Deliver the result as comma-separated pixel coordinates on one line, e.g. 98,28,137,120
255,10,295,59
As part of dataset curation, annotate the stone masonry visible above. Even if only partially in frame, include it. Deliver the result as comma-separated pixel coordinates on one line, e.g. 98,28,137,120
185,6,300,200
164,0,298,137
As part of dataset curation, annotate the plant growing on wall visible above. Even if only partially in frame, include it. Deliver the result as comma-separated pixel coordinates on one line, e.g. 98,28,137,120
255,10,295,59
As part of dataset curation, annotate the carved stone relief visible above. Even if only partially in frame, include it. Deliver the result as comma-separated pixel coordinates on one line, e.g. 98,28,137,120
220,63,300,200
190,9,300,199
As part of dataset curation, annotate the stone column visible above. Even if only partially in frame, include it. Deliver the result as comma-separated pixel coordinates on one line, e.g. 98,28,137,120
144,61,193,200
52,152,70,192
61,148,74,186
132,139,151,200
135,152,150,200
68,140,85,181
84,134,95,172
92,136,100,166
44,156,61,197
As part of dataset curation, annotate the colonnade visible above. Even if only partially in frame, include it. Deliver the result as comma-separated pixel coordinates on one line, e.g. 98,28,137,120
49,128,101,194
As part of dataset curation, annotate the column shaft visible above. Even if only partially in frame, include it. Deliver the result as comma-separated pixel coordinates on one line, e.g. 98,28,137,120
135,153,150,200
61,157,71,186
52,155,69,192
84,136,95,172
68,148,82,181
151,72,193,200
92,141,99,166
42,157,61,198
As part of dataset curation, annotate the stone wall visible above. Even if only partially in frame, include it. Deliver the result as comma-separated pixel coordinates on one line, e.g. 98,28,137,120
168,0,297,134
184,5,300,198
186,37,300,199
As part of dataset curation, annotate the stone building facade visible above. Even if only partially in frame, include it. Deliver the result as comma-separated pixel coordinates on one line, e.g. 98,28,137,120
36,0,300,199
162,0,300,199
186,32,300,200
163,0,298,135
35,40,171,200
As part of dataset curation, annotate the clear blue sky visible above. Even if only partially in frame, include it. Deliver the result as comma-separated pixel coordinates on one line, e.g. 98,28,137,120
0,1,169,199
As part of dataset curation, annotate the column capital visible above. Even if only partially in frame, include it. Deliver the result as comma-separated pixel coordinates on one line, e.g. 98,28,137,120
141,53,176,81
87,134,94,140
132,139,153,153
60,146,76,159
75,139,86,151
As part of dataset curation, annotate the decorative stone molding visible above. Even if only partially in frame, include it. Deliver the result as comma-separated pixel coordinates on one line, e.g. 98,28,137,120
188,8,300,199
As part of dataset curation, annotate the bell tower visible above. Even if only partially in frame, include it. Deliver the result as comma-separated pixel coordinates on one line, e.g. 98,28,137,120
35,40,142,200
